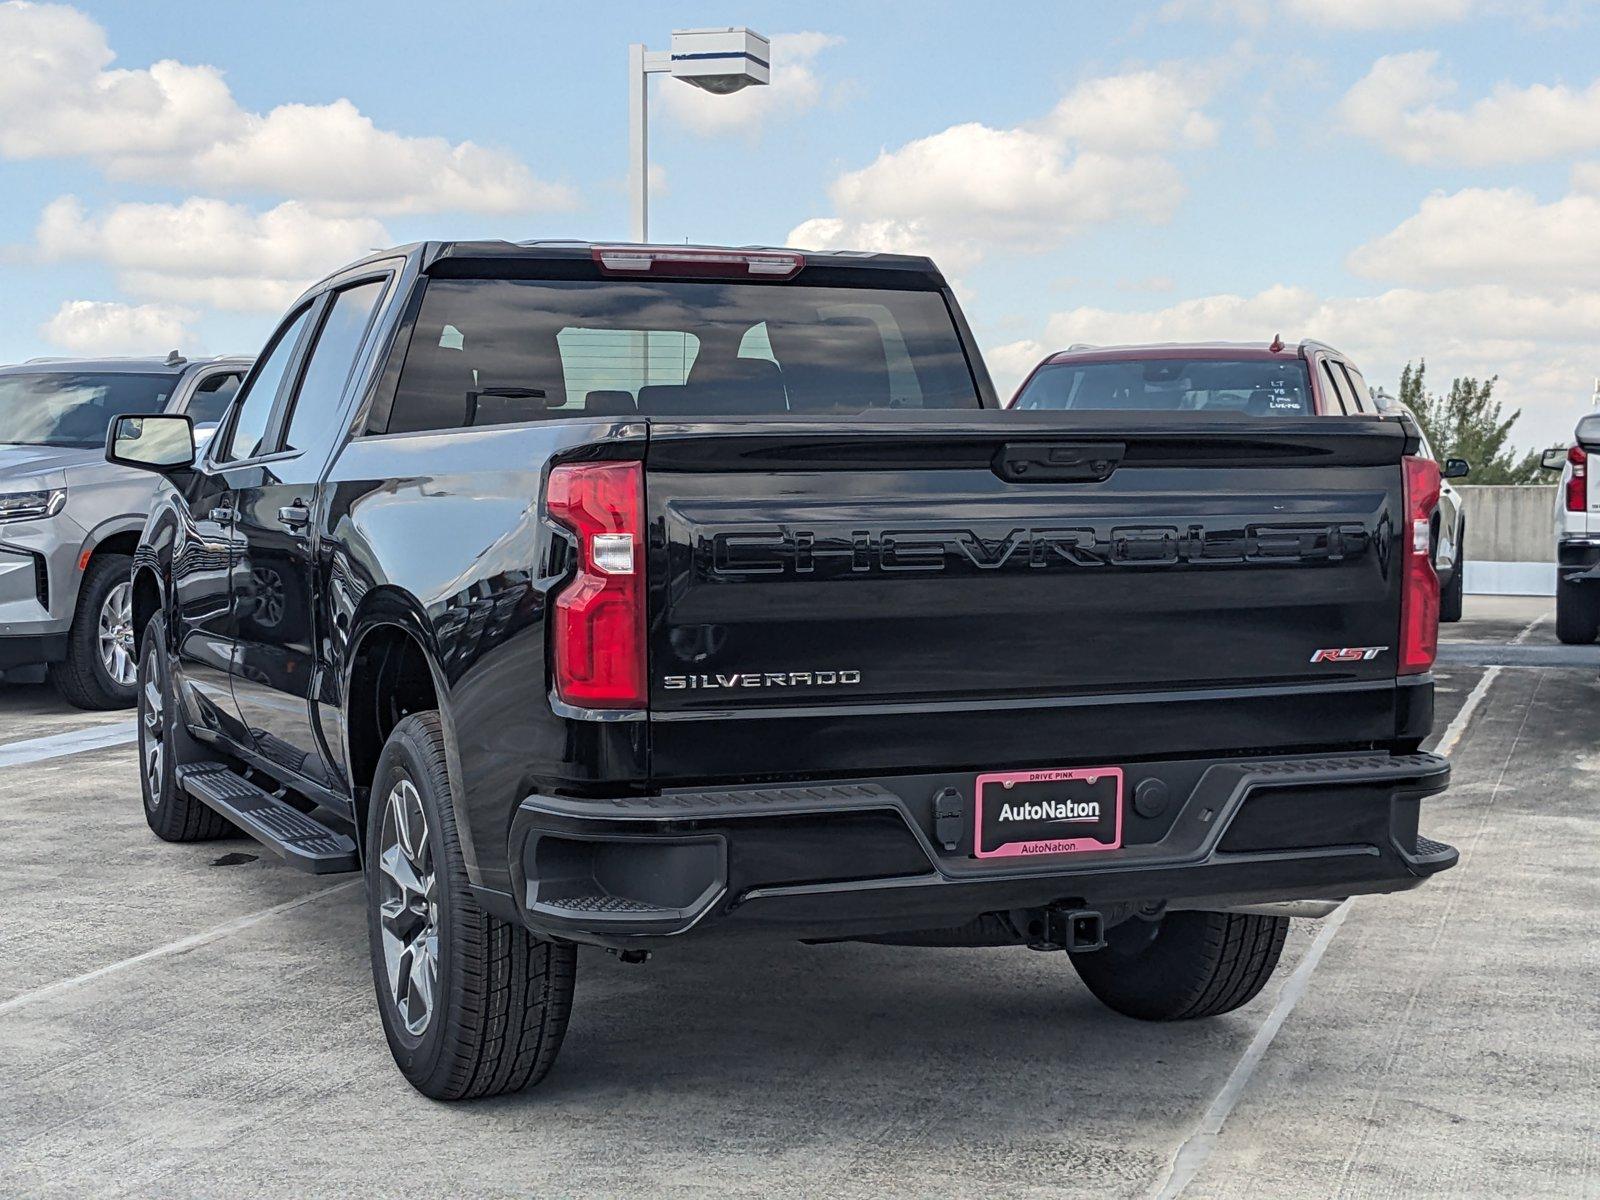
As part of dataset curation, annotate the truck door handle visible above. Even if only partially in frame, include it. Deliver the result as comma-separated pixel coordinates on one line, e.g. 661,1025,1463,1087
208,506,235,523
278,504,311,529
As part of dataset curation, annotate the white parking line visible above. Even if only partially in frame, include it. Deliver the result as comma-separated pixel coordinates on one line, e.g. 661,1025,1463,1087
0,721,136,769
1434,666,1500,759
1154,902,1353,1200
1148,611,1541,1198
0,880,359,1018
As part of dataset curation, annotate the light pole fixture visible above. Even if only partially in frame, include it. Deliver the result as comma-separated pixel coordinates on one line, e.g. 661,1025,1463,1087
628,27,770,242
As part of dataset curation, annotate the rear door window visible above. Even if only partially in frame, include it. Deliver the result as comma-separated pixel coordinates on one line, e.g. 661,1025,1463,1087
1340,362,1373,414
279,278,388,455
1321,358,1368,415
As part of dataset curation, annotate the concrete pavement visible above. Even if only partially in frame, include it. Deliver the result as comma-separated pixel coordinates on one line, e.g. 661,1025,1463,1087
0,595,1593,1198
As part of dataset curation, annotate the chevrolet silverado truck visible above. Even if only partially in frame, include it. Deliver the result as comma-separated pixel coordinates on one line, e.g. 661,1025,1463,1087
109,241,1456,1101
1541,406,1600,643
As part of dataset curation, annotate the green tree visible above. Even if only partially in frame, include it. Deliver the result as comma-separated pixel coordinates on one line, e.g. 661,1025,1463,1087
1396,359,1544,484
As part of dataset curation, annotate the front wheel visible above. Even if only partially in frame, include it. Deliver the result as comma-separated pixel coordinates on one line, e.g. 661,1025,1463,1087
366,712,577,1100
1068,910,1289,1021
50,553,139,709
138,613,233,842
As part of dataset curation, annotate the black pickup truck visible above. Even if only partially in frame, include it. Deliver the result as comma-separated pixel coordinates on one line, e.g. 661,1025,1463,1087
108,241,1455,1100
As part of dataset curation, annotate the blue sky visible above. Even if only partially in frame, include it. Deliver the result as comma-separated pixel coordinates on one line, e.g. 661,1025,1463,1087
2,0,1598,446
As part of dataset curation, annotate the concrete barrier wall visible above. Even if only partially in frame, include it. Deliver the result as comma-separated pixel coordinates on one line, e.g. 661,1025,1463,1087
1457,485,1555,562
1456,484,1556,596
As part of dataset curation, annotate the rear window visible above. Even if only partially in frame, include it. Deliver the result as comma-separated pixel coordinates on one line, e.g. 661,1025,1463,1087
1013,358,1314,416
383,278,980,433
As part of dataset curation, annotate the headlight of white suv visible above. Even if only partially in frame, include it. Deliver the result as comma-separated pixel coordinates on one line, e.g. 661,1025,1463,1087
0,489,67,521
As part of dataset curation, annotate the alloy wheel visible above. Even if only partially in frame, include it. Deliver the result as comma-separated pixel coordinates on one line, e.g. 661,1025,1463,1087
377,778,440,1037
97,581,137,687
140,650,165,806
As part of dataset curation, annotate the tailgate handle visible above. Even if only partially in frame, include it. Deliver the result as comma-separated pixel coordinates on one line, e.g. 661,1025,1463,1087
994,442,1125,483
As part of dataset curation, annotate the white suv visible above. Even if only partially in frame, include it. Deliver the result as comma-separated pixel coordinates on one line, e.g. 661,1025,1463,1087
1542,411,1600,643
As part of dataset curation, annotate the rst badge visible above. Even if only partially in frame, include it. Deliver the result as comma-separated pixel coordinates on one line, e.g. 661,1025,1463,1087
1310,646,1389,663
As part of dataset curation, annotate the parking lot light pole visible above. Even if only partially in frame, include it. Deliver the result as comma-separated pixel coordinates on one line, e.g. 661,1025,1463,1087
628,27,771,242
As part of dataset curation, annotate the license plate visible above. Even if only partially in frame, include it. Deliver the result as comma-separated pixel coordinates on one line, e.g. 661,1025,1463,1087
973,767,1124,859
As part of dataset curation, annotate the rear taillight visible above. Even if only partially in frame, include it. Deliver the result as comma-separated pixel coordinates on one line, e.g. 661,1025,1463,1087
546,461,646,709
1566,445,1588,512
1399,454,1442,676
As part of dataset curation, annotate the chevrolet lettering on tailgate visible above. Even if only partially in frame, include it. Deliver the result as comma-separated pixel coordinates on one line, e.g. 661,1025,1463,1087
705,521,1374,576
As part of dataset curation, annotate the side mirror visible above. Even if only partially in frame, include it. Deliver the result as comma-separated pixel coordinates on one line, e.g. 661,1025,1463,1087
106,413,195,473
1443,458,1471,480
1542,446,1570,472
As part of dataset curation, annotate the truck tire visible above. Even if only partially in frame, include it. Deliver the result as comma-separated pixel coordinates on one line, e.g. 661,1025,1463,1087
1069,910,1289,1021
50,553,139,710
138,613,233,842
1439,529,1465,623
366,712,576,1100
1556,579,1599,645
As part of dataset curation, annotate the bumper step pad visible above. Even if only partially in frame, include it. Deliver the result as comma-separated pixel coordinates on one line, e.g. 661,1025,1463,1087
177,763,357,874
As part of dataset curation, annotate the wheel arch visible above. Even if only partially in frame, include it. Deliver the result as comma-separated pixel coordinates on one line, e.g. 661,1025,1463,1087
342,590,470,868
130,566,164,657
76,514,149,565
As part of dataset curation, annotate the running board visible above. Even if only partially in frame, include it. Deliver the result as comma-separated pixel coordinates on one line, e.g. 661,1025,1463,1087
177,763,359,874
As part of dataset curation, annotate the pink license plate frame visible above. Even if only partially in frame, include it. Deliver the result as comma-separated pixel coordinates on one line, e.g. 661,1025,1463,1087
973,767,1125,860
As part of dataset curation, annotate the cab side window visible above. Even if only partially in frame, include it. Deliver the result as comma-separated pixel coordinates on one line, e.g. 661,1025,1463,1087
280,279,388,455
185,371,243,426
1319,359,1353,415
220,306,312,462
1340,363,1373,414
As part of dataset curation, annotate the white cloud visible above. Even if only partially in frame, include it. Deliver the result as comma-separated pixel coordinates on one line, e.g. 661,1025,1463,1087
660,32,843,136
40,300,197,355
1340,51,1600,166
1347,186,1600,287
787,66,1218,269
37,196,391,312
1042,69,1220,152
986,339,1052,396
0,1,572,214
1282,0,1477,27
183,100,574,216
990,284,1600,447
1157,0,1526,28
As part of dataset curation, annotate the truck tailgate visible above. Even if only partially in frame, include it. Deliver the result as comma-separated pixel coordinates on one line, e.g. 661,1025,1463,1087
644,412,1414,784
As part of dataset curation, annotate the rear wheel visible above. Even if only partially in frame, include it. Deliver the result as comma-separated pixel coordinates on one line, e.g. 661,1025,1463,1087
1069,910,1289,1021
366,712,577,1100
1556,579,1599,645
139,613,233,842
50,553,139,710
1439,529,1465,623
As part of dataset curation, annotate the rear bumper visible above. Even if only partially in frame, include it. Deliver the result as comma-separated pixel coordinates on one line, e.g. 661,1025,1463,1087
1559,540,1600,582
507,751,1454,949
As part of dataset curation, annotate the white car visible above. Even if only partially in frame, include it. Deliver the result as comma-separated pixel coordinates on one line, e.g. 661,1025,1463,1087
1541,412,1600,643
1374,399,1469,622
